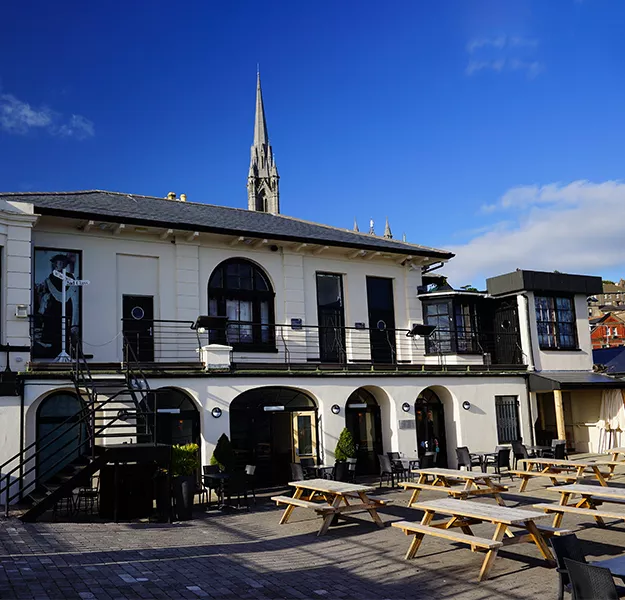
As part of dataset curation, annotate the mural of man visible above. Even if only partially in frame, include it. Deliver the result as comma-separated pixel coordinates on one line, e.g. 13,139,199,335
34,252,80,358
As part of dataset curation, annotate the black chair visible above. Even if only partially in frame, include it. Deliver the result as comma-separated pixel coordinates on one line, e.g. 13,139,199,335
483,447,513,479
387,452,401,460
203,464,221,508
378,455,395,487
544,440,567,460
245,465,256,504
333,461,350,482
346,458,357,482
456,446,482,471
75,474,100,515
551,534,625,600
419,452,435,469
390,459,409,482
300,457,316,479
564,558,620,600
290,462,305,481
223,471,249,510
511,440,534,470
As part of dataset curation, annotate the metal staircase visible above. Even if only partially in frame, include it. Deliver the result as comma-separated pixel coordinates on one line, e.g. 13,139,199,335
0,337,158,522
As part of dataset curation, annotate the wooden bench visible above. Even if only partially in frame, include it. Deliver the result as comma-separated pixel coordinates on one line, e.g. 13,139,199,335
510,470,578,492
533,502,625,527
344,492,393,505
271,495,334,512
392,520,503,558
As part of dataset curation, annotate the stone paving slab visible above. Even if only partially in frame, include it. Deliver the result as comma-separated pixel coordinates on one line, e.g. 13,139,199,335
1,472,625,599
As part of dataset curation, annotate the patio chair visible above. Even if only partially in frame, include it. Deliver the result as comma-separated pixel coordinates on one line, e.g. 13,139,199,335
543,440,567,460
564,559,620,600
387,452,401,460
333,461,350,482
223,471,249,511
511,440,535,470
75,474,100,515
290,462,305,481
245,465,257,505
551,534,625,600
203,464,221,508
390,458,409,482
378,454,395,488
456,446,482,471
300,457,316,479
419,452,435,469
483,447,513,479
346,458,357,482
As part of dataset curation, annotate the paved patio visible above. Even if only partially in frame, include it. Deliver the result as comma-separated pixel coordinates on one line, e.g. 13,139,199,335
2,471,625,599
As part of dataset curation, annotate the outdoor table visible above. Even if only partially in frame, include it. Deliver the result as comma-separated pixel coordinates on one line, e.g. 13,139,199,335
272,478,385,536
527,445,552,457
399,457,420,470
472,451,497,472
203,472,230,508
402,467,508,506
608,447,625,463
393,497,557,581
589,555,625,582
516,457,616,491
312,464,335,479
536,483,625,527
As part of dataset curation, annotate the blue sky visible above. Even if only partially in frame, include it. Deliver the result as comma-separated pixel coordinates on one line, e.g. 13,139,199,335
2,0,625,287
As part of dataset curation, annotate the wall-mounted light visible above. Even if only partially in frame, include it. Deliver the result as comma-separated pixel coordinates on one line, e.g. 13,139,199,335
331,404,341,415
14,305,28,318
401,402,411,413
211,407,222,418
462,401,471,411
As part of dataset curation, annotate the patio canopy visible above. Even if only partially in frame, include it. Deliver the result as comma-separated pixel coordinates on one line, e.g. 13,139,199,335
529,371,625,392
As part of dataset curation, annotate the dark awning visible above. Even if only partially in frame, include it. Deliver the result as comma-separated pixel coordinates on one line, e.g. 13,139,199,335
529,371,625,392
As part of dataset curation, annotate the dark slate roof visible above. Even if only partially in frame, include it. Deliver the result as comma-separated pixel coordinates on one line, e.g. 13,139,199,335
1,190,453,259
529,371,625,391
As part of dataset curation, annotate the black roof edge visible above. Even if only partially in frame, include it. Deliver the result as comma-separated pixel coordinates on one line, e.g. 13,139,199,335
34,206,455,260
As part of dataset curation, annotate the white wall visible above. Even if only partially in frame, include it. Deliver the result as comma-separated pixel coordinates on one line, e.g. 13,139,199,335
31,217,427,364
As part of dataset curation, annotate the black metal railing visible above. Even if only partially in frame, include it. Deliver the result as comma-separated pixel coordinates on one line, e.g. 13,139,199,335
0,335,156,515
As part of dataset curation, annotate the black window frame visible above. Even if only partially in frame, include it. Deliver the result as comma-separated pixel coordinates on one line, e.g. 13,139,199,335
534,294,578,351
208,258,276,352
423,298,481,355
495,395,521,443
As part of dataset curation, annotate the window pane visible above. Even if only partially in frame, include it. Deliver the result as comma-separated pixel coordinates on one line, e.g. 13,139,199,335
297,416,313,455
254,270,269,291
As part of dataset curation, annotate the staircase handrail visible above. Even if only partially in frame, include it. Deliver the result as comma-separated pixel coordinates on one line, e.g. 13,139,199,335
122,334,154,441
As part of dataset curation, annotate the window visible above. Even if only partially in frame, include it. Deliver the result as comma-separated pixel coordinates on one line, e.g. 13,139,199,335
208,259,275,350
424,301,452,353
495,396,520,443
423,300,479,354
534,295,577,350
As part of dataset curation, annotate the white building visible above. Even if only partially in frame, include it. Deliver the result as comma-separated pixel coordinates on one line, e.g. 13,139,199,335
0,76,620,520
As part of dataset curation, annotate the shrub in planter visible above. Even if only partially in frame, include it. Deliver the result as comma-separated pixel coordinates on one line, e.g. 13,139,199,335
210,433,235,472
171,443,200,521
335,428,356,461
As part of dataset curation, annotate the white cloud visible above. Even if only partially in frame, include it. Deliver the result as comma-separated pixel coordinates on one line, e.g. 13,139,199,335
0,92,94,139
444,180,625,287
465,35,543,79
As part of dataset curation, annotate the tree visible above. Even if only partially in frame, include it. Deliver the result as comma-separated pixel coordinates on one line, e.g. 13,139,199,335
210,433,235,472
335,428,356,461
603,280,615,285
460,284,479,292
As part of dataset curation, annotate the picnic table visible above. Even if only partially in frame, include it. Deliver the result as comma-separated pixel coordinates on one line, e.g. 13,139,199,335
401,467,508,506
609,447,625,463
534,483,625,528
513,457,617,491
271,478,389,536
392,497,567,581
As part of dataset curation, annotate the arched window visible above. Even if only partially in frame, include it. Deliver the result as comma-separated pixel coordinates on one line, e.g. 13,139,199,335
208,258,275,349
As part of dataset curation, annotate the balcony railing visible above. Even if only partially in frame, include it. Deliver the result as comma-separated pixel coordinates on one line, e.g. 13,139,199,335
28,316,527,371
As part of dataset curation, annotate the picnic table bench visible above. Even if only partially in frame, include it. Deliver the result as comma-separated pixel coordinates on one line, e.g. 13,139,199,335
534,483,625,527
514,457,617,491
391,497,570,581
272,478,386,536
402,468,508,506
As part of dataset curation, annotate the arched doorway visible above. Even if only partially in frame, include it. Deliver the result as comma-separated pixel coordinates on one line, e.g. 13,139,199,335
415,389,447,467
345,389,383,475
230,387,317,484
142,388,200,446
37,391,87,482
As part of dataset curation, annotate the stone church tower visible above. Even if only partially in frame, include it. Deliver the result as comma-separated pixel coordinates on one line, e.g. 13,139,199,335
247,72,280,214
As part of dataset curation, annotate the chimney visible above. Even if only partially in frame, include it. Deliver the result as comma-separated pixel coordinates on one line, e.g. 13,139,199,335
179,193,187,202
167,192,176,200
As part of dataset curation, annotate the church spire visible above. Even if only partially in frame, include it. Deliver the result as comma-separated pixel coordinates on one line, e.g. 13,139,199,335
247,70,280,214
384,217,393,239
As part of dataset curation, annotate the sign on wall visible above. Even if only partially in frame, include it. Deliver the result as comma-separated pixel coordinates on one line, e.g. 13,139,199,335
33,248,82,359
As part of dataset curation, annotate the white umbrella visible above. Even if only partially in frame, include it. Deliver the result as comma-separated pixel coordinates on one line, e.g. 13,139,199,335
598,389,625,452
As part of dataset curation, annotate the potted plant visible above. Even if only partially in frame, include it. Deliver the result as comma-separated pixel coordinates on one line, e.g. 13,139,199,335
171,443,200,521
210,433,235,472
335,427,356,461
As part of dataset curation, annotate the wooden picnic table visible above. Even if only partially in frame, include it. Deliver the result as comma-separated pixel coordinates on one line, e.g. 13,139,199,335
402,467,508,506
392,497,564,581
609,447,625,463
271,478,387,536
534,483,625,528
515,457,617,491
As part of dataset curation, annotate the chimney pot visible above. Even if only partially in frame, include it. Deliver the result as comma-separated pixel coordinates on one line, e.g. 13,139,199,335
167,192,176,200
179,193,187,202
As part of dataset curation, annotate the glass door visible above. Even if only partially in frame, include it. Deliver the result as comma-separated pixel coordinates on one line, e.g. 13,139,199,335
316,273,346,363
292,411,318,463
366,277,396,363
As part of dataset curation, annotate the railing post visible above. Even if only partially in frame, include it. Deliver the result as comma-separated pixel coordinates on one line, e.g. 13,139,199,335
4,475,8,518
